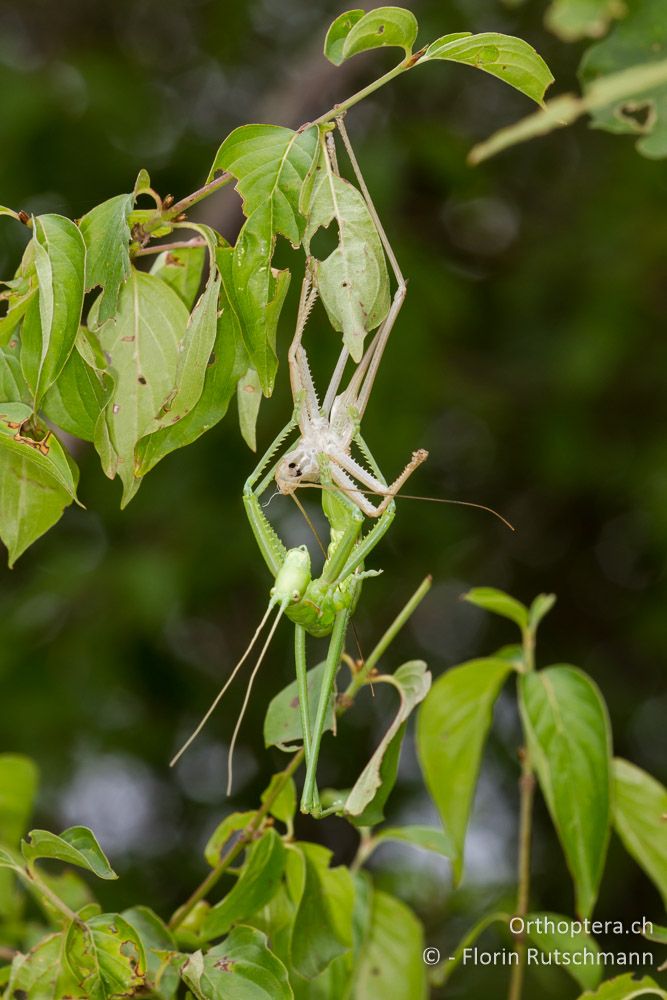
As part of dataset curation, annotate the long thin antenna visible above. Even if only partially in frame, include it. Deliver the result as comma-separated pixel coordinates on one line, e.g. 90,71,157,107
227,602,286,795
290,492,327,558
170,601,275,767
298,483,515,532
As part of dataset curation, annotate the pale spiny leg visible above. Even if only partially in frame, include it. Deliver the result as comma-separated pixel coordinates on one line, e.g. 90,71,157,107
329,445,429,518
288,274,320,427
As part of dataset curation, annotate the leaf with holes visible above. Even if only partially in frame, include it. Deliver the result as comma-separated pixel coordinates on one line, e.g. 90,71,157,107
201,829,286,941
22,825,117,879
0,402,79,566
325,7,418,66
91,269,188,505
422,31,554,105
66,912,146,999
122,906,181,1000
417,657,515,884
20,214,86,406
580,0,667,157
304,134,390,362
613,757,667,908
79,194,134,323
519,666,612,917
287,842,355,980
182,927,292,1000
345,661,431,825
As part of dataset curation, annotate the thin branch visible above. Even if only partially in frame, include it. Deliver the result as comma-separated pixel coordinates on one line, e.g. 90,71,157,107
133,238,207,258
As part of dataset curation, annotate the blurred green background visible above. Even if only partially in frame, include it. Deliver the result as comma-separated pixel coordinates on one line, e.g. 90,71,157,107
1,1,665,995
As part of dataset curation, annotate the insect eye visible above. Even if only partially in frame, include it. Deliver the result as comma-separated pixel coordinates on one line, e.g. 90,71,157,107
288,462,296,469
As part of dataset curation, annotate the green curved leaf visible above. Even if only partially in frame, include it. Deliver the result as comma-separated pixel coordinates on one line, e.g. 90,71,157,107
304,133,390,362
22,825,117,880
331,7,418,65
523,911,603,991
20,214,86,406
209,125,318,245
352,888,426,1000
613,758,667,908
151,244,207,310
201,829,286,941
182,927,292,1000
416,656,514,884
79,194,134,323
237,367,262,451
463,586,529,630
422,31,555,105
345,661,431,825
0,403,79,566
42,328,110,441
519,665,612,918
66,912,146,999
204,812,255,869
372,824,453,858
287,842,354,980
122,906,180,1000
92,269,189,505
324,10,365,65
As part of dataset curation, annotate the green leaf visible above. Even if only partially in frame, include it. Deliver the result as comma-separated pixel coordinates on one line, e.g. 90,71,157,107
229,207,291,394
0,286,36,349
261,774,297,826
523,911,602,991
304,134,390,362
66,912,146,999
182,926,292,1000
645,924,667,944
422,31,555,105
122,906,180,1000
237,367,262,452
5,930,86,999
144,234,221,435
20,214,86,406
372,824,453,858
0,754,38,847
519,666,612,918
264,660,337,750
42,328,110,441
151,244,206,310
470,60,667,164
613,758,667,908
463,586,529,630
580,0,667,157
324,10,365,65
416,657,514,883
134,245,242,476
209,125,318,245
287,842,354,980
201,828,286,941
328,7,418,65
22,825,117,879
345,661,431,825
545,0,626,42
0,330,31,403
0,402,79,566
92,269,189,505
204,811,254,869
578,974,667,998
528,592,557,632
352,888,426,999
79,194,134,323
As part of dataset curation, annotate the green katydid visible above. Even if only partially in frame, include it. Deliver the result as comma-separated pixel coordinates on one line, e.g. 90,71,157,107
170,120,431,815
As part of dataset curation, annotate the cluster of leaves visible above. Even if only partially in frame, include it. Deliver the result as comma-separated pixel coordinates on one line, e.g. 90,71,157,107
0,6,554,567
2,590,666,999
418,588,667,998
472,0,667,162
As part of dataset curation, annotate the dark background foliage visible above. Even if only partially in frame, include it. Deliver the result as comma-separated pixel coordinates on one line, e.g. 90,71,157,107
1,1,665,995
